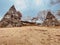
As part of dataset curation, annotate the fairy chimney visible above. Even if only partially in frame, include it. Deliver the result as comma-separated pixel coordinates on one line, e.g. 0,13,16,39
0,5,22,27
43,11,60,26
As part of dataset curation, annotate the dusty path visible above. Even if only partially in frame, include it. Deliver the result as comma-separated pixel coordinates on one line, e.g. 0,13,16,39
0,26,60,45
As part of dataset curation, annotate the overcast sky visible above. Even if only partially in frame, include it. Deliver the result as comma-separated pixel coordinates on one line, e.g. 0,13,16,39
0,0,60,20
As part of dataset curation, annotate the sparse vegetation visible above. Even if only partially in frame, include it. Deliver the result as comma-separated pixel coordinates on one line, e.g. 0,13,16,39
0,26,60,45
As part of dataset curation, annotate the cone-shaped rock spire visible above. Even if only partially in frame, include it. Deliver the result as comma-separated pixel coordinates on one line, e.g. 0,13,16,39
43,11,60,26
0,5,22,27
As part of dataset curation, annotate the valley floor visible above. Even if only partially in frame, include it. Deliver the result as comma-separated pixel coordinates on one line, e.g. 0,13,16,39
0,26,60,45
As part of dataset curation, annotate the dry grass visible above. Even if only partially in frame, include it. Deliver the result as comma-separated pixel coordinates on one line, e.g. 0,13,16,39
0,26,60,45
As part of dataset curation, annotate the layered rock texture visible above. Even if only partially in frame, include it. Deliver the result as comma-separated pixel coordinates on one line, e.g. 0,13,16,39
0,5,22,27
43,11,60,26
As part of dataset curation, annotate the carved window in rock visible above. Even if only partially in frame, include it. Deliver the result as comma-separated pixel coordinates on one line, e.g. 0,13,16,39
11,15,13,18
5,15,11,19
14,17,17,20
11,14,15,18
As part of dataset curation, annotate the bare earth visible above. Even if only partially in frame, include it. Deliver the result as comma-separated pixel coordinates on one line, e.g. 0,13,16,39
0,26,60,45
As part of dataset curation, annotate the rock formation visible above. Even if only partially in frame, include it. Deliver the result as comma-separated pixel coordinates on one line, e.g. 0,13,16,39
42,11,60,26
0,5,22,27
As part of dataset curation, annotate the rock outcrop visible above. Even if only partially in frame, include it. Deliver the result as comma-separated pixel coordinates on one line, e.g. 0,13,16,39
0,5,22,27
42,11,60,26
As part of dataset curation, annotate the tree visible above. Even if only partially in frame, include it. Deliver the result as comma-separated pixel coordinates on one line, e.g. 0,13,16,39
31,17,38,23
22,16,32,22
37,10,48,22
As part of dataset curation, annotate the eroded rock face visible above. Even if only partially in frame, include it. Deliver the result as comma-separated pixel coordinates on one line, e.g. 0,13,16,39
43,11,60,26
0,5,22,27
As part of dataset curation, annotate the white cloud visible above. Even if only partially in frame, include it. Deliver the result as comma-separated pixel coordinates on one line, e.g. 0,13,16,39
35,0,42,6
14,0,27,11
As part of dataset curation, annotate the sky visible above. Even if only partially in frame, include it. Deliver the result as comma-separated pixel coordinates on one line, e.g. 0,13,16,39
0,0,60,20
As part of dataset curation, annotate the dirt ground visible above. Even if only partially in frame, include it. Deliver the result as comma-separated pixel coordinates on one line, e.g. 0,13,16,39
0,26,60,45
